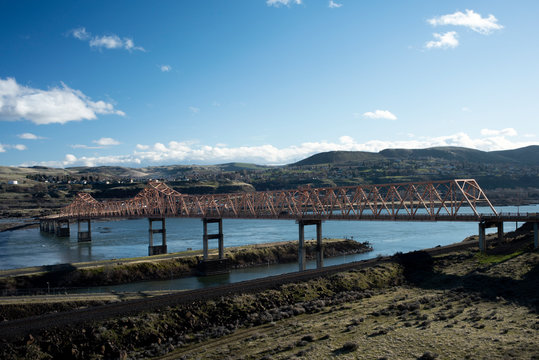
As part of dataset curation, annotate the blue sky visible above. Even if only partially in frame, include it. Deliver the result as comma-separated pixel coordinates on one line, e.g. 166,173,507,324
1,0,538,167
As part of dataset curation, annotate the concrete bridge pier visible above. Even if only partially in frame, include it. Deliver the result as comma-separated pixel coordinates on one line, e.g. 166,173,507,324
39,220,49,233
478,221,504,253
40,220,55,234
77,219,92,242
202,218,224,260
148,218,167,256
298,219,324,271
55,219,70,237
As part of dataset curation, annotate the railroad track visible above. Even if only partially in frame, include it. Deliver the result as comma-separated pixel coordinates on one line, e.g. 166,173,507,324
0,241,477,340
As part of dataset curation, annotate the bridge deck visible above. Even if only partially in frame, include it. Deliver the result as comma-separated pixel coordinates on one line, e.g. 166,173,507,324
38,179,538,224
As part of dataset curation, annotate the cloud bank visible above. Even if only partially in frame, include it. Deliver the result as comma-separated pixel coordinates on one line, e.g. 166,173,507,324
21,128,536,168
0,77,124,124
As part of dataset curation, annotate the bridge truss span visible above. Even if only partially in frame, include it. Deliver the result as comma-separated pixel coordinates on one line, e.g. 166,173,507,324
58,179,497,221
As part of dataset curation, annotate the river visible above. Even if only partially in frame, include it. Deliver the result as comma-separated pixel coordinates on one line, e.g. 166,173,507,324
1,204,536,272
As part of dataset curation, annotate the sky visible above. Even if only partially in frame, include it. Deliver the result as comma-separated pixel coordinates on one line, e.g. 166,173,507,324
1,0,538,167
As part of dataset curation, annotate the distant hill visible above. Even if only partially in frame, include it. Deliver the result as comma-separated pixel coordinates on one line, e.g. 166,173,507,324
291,151,383,166
216,163,271,171
290,146,539,167
491,145,539,166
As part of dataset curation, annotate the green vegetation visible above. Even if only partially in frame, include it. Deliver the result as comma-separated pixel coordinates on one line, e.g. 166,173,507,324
475,249,525,264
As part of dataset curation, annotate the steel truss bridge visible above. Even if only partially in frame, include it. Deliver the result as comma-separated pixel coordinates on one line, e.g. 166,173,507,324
57,179,501,221
40,179,538,267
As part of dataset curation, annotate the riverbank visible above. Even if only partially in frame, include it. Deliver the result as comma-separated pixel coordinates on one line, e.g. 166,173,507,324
0,238,371,292
0,224,537,359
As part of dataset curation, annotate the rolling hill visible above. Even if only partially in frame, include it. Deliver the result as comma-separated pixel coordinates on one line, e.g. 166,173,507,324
291,145,539,167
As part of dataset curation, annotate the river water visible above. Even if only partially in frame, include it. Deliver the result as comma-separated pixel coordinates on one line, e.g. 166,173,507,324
0,205,537,292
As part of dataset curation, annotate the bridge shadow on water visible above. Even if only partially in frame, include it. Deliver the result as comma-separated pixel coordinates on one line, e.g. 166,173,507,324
395,247,539,313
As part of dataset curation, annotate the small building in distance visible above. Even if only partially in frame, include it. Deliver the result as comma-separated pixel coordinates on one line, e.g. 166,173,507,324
8,180,18,185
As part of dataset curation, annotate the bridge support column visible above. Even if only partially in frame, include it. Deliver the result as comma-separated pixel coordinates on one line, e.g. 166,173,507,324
202,218,224,260
478,222,486,253
44,220,55,234
77,219,91,242
55,219,70,237
297,219,323,271
534,222,538,249
478,221,502,253
497,222,504,242
149,218,167,256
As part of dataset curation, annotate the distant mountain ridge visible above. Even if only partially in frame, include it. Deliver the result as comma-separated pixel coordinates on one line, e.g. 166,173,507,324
291,145,539,167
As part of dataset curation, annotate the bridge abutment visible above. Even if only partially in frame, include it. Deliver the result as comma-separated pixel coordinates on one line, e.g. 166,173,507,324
298,219,324,271
77,219,92,242
148,218,167,256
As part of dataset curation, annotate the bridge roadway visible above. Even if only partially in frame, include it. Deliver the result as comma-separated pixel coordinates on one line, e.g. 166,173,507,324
39,179,539,271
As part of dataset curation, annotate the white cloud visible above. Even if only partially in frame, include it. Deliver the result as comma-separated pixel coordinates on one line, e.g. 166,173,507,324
428,9,503,35
0,77,124,124
18,132,43,140
71,144,101,149
480,128,517,137
189,106,200,114
339,135,354,144
160,65,171,72
363,110,397,120
21,128,538,167
93,137,121,146
329,0,342,8
64,154,77,165
266,0,302,7
461,107,471,112
425,31,459,49
70,27,145,52
0,143,27,152
71,27,90,40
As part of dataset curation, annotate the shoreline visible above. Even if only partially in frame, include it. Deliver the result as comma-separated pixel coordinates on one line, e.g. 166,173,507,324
0,238,372,292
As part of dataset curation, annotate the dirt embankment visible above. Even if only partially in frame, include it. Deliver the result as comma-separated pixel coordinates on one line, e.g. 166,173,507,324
0,224,537,359
0,239,371,292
